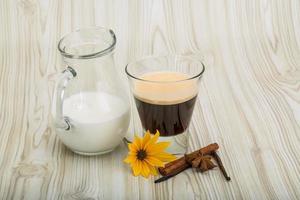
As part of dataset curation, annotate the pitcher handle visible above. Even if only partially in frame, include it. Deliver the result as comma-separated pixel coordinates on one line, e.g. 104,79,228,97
54,66,77,131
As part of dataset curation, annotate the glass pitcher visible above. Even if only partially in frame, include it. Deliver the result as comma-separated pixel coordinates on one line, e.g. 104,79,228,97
52,27,130,155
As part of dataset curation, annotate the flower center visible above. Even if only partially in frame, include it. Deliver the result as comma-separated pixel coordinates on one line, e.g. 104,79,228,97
137,150,147,160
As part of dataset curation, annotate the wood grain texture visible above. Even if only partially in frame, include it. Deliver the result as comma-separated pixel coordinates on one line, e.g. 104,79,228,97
1,0,300,199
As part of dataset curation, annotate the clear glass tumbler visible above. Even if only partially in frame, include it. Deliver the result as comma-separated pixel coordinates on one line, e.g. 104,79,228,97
126,55,205,154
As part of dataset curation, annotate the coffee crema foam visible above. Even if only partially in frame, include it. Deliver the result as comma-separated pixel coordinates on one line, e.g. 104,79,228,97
133,71,198,105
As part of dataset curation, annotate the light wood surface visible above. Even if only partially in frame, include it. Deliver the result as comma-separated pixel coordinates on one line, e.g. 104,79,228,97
1,0,300,199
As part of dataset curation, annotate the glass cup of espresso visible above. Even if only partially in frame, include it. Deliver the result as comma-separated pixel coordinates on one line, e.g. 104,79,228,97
126,55,205,154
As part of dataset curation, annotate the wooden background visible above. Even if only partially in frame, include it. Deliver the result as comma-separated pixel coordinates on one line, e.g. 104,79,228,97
1,0,300,199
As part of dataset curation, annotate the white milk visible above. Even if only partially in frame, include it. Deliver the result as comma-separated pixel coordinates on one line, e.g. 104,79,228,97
57,92,130,155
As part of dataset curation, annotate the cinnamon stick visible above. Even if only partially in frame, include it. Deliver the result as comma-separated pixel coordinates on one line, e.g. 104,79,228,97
158,143,219,176
154,169,183,183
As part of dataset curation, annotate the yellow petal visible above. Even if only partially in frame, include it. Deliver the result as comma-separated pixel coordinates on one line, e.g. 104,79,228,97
142,131,151,148
140,162,150,178
145,156,165,167
132,160,142,176
148,164,158,176
146,142,170,154
124,155,137,164
131,135,141,151
133,135,143,149
153,152,177,162
147,131,160,146
128,143,137,153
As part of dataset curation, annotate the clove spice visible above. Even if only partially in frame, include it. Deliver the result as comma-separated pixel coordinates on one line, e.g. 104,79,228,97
211,151,231,181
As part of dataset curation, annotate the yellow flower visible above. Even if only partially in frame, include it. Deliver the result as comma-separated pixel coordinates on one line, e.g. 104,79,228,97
124,130,176,178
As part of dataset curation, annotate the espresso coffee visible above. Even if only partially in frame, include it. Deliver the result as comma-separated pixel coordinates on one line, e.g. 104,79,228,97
133,72,198,136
